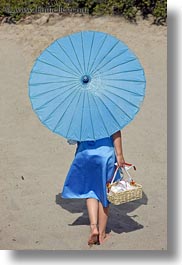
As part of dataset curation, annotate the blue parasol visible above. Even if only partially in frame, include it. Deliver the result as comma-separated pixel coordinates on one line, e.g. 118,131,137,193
29,30,146,141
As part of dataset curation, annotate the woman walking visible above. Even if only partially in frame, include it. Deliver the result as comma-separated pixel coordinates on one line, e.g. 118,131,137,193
61,130,125,245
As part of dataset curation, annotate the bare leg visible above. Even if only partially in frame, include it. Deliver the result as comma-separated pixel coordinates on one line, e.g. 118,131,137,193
98,202,110,244
86,198,99,245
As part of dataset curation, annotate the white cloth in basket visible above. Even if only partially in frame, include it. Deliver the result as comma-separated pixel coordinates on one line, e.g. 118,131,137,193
110,180,136,193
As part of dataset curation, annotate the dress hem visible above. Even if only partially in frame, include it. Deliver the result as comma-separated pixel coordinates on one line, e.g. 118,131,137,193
61,193,109,208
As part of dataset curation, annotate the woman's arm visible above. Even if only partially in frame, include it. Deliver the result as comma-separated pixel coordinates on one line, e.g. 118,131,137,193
112,131,125,167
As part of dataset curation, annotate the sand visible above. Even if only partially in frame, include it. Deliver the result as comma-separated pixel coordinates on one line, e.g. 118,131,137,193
0,14,167,250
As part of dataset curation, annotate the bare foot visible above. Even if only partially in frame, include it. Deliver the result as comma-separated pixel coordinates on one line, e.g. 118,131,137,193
88,224,99,246
99,233,111,244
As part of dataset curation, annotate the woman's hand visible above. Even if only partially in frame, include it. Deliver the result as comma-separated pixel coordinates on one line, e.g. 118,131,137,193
116,154,125,168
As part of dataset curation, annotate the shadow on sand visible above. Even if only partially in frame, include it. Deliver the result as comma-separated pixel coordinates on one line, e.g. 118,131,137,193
55,191,148,234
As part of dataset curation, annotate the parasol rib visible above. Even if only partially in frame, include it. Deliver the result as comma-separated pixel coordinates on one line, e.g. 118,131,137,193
56,40,83,75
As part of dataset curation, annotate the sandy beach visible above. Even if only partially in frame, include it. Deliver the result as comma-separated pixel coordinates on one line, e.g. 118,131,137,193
0,14,167,250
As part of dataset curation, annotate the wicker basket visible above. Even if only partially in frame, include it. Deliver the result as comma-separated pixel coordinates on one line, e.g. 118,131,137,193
107,163,142,205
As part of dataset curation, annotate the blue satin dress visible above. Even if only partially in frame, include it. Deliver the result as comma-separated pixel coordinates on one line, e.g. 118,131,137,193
61,137,121,207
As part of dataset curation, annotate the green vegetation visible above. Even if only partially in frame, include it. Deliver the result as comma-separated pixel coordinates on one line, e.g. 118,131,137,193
0,0,167,25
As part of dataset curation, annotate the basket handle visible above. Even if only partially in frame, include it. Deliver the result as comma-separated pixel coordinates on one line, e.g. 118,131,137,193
110,163,136,184
110,166,120,185
122,166,133,182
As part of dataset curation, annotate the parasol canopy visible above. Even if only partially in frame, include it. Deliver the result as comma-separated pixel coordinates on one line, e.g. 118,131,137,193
29,30,146,141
